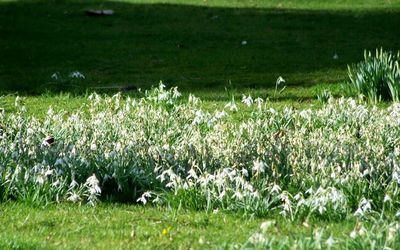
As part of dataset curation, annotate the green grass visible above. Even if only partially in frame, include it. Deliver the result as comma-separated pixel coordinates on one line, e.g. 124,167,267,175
0,202,359,249
0,82,349,117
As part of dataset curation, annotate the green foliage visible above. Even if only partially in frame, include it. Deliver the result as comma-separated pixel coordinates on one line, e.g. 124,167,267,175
348,48,400,102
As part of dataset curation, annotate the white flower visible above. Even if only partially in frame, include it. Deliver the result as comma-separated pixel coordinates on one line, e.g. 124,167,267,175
52,180,60,187
313,229,323,242
276,76,285,85
215,111,227,119
67,192,81,203
70,180,79,188
241,168,249,177
249,233,267,245
225,101,238,112
326,236,335,247
54,158,64,166
51,73,59,80
269,108,277,115
44,169,54,176
70,71,85,79
36,175,45,185
232,191,243,200
192,110,204,125
158,92,168,101
242,95,253,107
252,159,266,175
137,191,152,205
90,143,97,151
172,87,181,98
254,97,264,109
86,174,101,195
241,40,247,45
271,184,281,194
260,220,275,232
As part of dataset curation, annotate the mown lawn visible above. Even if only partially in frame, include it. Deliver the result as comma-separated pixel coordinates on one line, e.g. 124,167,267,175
0,202,360,249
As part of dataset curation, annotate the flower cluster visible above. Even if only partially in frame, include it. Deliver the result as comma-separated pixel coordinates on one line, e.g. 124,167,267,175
0,84,399,219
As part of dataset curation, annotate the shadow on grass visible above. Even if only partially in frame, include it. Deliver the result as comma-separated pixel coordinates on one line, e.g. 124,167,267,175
0,0,400,96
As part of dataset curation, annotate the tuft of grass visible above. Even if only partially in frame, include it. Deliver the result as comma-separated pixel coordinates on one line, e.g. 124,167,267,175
348,48,400,103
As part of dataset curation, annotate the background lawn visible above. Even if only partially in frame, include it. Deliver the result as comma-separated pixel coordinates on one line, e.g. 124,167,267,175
1,0,400,114
1,0,400,95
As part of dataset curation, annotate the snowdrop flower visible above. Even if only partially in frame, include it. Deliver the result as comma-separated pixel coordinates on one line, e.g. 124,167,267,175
326,236,335,247
36,175,45,185
313,229,323,242
276,76,285,85
260,220,275,232
90,143,97,151
67,192,81,203
44,169,54,176
188,94,200,105
158,92,168,101
215,111,227,119
137,191,152,205
54,158,64,166
52,180,60,187
354,198,372,217
86,174,101,195
252,159,265,175
70,71,85,79
69,179,79,188
232,191,243,200
271,184,281,193
225,101,238,112
152,196,161,204
242,95,253,107
241,40,247,45
172,87,181,98
333,53,339,60
192,110,204,125
51,72,59,80
254,97,264,109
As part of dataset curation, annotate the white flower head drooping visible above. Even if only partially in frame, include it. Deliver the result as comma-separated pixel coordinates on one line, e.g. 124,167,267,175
70,71,85,79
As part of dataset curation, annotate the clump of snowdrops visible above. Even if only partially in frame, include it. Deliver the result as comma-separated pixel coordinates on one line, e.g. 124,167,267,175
1,83,400,220
238,219,400,249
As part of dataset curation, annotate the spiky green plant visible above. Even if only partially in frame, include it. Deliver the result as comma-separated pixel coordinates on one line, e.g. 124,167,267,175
348,48,400,103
